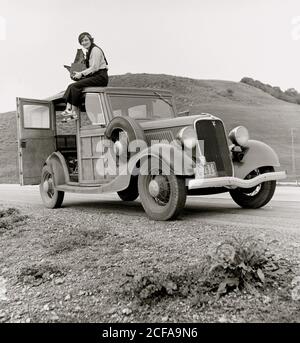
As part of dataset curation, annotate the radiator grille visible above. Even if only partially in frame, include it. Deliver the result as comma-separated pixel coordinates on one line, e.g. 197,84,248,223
145,130,174,145
195,120,233,177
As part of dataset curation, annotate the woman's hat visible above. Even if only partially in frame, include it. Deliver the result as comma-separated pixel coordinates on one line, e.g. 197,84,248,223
78,32,94,44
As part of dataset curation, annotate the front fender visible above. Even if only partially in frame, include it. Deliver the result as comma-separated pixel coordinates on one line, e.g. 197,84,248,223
127,143,195,176
233,140,280,179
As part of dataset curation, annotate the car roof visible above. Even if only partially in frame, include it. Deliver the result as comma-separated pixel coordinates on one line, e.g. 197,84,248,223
45,87,173,102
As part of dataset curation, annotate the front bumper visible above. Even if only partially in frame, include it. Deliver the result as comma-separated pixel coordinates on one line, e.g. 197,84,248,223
188,171,287,190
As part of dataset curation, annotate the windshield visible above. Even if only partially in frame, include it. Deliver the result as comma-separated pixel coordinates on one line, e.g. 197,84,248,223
108,94,175,121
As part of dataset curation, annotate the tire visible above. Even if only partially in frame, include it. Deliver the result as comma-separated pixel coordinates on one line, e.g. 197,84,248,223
138,167,187,221
105,116,146,158
39,165,64,209
117,176,139,201
105,116,146,142
105,116,146,172
229,166,276,209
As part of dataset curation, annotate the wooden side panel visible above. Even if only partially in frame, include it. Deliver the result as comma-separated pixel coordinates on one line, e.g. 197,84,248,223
79,134,115,184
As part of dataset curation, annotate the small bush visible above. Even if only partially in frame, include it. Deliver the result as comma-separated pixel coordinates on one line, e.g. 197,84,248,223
217,88,234,98
122,266,206,304
205,236,292,298
49,228,106,255
0,208,18,218
0,207,28,232
226,88,234,96
18,263,65,286
121,236,293,304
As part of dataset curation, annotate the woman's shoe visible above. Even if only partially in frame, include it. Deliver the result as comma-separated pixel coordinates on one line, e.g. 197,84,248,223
61,109,76,117
61,114,78,123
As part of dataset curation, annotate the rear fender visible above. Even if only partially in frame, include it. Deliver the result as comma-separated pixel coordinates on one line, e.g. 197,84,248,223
45,152,69,186
233,140,280,179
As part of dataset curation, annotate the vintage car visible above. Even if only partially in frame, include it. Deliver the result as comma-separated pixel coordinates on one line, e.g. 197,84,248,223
16,87,286,221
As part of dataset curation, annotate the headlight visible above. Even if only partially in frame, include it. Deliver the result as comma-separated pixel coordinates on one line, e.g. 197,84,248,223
177,126,198,149
229,126,249,147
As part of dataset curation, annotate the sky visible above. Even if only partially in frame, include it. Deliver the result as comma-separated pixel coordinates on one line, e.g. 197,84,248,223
1,0,300,112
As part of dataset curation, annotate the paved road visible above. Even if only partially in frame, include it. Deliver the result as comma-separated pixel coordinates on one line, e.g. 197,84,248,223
0,184,299,232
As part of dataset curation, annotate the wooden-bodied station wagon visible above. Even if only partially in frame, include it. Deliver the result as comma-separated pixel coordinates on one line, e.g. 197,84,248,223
16,87,286,220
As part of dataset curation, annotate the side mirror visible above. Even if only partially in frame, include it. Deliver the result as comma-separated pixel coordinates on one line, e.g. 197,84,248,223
178,110,190,117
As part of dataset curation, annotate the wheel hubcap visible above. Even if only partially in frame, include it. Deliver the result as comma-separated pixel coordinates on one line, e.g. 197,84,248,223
149,179,160,197
43,180,50,193
148,175,171,205
43,174,55,198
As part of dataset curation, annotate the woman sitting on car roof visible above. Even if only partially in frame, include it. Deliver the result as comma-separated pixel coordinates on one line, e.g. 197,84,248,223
61,32,109,121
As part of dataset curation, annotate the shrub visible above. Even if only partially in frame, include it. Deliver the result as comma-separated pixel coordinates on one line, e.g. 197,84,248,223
121,236,293,304
49,227,107,255
285,88,298,97
121,266,207,304
241,77,300,105
206,236,292,298
0,207,28,232
18,263,65,286
226,88,234,96
217,88,234,98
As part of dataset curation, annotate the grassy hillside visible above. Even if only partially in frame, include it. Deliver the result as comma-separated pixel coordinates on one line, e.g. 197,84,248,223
241,77,300,105
1,73,300,183
110,74,300,179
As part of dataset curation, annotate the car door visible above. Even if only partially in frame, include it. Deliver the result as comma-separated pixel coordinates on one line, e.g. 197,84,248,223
16,98,56,185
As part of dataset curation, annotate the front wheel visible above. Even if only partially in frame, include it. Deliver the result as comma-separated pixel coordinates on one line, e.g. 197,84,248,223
138,172,187,221
229,166,276,209
40,165,64,209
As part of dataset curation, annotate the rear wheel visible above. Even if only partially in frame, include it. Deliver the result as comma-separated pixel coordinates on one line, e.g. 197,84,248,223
138,169,187,221
230,166,276,209
40,165,64,209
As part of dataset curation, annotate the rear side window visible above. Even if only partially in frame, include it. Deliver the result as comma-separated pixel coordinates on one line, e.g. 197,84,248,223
23,104,50,129
84,93,105,126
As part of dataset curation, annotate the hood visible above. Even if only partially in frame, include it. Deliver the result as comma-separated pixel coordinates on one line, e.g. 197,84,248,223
139,113,221,131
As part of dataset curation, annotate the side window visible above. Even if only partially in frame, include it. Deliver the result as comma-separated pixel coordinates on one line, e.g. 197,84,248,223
23,104,50,129
128,104,147,119
84,93,105,126
109,95,150,119
153,99,173,118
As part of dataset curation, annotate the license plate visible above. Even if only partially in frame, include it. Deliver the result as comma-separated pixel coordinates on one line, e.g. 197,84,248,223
204,162,217,178
196,162,217,178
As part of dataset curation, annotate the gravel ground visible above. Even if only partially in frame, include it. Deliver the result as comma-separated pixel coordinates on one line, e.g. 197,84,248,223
0,202,299,323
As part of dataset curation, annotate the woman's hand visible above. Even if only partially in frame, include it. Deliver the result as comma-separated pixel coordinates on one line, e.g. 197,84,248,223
72,72,83,80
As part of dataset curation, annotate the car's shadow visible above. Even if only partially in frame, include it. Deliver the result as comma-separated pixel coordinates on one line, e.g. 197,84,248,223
62,197,242,220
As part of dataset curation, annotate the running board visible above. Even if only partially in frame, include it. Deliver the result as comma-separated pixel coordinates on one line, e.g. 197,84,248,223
56,184,108,194
55,175,131,194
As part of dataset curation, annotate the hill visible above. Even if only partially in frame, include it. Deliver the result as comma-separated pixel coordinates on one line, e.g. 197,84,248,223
241,77,300,105
1,73,300,183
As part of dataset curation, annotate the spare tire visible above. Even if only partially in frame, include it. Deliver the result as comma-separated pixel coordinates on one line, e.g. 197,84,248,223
105,116,146,201
105,116,146,143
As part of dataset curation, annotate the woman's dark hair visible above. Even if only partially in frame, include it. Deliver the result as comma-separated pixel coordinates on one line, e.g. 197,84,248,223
78,32,109,67
78,32,94,45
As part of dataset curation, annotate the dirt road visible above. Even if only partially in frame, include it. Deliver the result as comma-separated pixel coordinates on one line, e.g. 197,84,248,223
0,184,299,232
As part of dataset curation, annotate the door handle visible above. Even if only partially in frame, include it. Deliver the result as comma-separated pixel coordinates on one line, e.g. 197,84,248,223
20,140,26,148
